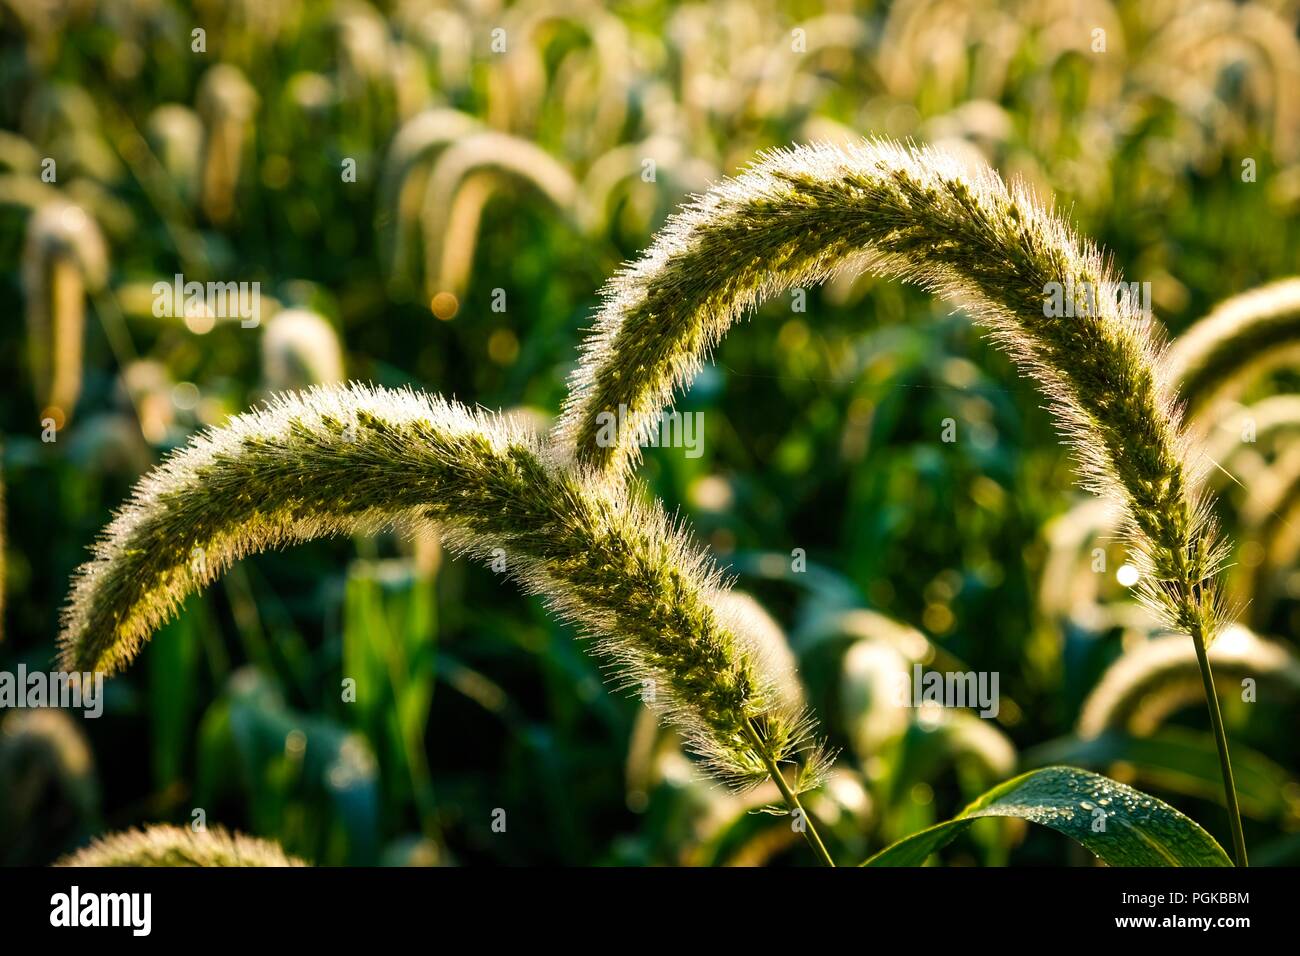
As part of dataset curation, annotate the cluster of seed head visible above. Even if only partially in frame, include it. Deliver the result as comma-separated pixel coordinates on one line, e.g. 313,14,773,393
1163,278,1300,422
59,384,827,790
555,139,1231,646
55,824,306,867
1079,626,1300,736
63,138,1245,797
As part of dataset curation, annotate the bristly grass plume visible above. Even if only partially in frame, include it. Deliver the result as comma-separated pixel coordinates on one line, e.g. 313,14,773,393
420,130,576,299
59,384,829,794
1163,278,1300,424
22,200,108,424
553,138,1249,864
1078,626,1300,738
62,138,1257,866
56,824,306,867
556,139,1230,654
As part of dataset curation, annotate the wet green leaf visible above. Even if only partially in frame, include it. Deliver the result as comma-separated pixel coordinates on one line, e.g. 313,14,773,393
863,766,1232,867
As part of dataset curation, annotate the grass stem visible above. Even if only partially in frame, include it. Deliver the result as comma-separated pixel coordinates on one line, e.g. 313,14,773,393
746,718,835,867
1191,629,1248,866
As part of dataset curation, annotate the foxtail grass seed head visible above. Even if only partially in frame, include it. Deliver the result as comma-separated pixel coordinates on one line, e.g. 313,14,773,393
379,108,481,286
60,384,827,791
55,825,306,867
578,138,716,236
1163,278,1300,424
145,104,203,204
334,3,391,98
1204,395,1300,469
419,130,577,299
197,64,257,225
556,139,1231,648
22,200,108,425
1078,626,1300,737
261,308,345,391
0,707,96,808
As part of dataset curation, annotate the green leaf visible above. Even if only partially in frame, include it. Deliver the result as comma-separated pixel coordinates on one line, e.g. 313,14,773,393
149,599,203,791
1024,728,1297,823
199,669,380,865
862,766,1232,867
342,558,438,822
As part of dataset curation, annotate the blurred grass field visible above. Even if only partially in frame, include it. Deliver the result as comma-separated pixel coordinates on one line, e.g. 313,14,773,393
2,0,1300,866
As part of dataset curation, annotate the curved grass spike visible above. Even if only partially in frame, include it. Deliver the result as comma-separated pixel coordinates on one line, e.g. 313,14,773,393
1163,278,1300,425
488,4,631,150
59,385,830,807
1,708,99,849
196,64,257,226
261,308,345,392
1079,627,1300,738
578,137,716,236
22,200,108,426
56,825,306,867
378,108,481,286
145,104,203,204
1040,395,1300,637
419,131,576,300
555,138,1246,864
1236,440,1300,625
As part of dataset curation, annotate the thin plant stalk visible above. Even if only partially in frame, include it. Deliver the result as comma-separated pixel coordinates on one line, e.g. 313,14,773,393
745,719,835,867
1191,632,1248,866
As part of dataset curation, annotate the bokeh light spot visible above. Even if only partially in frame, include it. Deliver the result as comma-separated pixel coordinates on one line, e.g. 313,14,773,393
431,291,459,320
